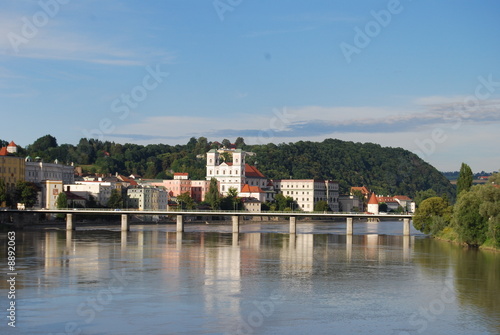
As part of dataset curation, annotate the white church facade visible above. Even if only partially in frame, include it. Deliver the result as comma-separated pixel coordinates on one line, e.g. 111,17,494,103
205,148,339,212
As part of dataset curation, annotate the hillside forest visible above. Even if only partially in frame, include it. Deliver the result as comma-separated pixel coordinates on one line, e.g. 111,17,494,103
3,135,455,199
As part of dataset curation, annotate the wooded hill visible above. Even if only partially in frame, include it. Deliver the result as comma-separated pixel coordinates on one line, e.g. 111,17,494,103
6,135,455,199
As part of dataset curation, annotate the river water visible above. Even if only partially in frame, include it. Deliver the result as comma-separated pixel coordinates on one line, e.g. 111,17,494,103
1,221,499,335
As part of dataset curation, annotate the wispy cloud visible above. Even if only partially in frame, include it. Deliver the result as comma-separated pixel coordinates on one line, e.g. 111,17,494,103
112,100,499,142
0,12,175,66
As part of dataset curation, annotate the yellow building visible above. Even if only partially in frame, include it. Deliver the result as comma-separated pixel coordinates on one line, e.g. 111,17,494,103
0,152,25,193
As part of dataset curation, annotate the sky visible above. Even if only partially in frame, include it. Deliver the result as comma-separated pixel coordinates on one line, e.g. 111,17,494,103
1,0,499,172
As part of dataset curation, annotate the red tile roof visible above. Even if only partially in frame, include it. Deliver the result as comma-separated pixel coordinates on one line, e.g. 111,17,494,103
393,195,412,201
118,175,138,186
8,141,16,147
351,186,370,195
377,196,397,203
245,164,266,178
368,193,378,205
174,172,189,176
241,184,264,193
0,147,8,156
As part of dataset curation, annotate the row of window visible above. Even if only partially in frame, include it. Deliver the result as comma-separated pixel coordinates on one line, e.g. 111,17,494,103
0,167,17,174
209,169,242,176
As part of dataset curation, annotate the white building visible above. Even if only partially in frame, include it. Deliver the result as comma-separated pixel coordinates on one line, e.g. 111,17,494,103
206,149,274,201
65,181,116,206
25,158,75,185
240,184,267,203
367,193,379,214
206,149,246,195
272,179,339,212
393,196,416,213
127,186,169,211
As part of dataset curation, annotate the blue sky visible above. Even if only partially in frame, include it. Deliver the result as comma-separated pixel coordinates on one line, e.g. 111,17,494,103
1,0,499,172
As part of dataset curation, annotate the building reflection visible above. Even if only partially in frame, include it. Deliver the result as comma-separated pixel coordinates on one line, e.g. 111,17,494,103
5,228,498,334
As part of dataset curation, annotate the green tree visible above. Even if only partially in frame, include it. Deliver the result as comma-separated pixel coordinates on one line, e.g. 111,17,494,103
477,185,500,248
314,200,330,212
14,181,38,208
453,186,488,246
274,193,296,211
456,163,473,196
55,192,68,219
56,192,68,209
235,137,245,149
453,184,500,248
351,189,367,211
379,202,388,212
87,194,98,208
413,197,452,235
414,189,438,207
31,134,58,152
107,189,123,209
220,187,242,210
489,171,500,185
205,178,221,210
177,192,195,210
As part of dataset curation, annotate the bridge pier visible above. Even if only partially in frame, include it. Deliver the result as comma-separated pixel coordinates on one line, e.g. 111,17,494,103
176,215,184,232
66,213,75,231
232,215,240,233
289,216,297,234
346,217,353,235
121,214,129,231
403,218,410,236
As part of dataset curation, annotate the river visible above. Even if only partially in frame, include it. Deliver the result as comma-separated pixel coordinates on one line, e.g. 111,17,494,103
1,221,499,334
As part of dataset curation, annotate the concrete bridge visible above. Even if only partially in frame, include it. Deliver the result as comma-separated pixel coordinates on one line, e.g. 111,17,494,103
3,208,414,235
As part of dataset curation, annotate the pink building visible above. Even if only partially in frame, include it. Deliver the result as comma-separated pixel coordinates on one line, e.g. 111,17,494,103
153,173,210,202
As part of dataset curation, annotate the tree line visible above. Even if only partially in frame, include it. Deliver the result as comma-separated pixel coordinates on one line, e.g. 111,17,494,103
4,134,455,199
413,163,500,249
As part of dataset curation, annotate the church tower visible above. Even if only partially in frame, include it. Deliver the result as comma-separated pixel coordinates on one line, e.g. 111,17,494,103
206,149,219,180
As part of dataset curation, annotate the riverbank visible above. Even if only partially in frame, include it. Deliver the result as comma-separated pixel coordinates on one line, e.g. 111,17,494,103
433,226,499,252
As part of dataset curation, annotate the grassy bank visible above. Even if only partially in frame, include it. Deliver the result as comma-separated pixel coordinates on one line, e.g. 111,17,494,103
433,226,499,251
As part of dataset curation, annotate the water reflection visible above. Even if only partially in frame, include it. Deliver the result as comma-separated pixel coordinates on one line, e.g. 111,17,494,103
413,238,500,334
0,229,498,334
